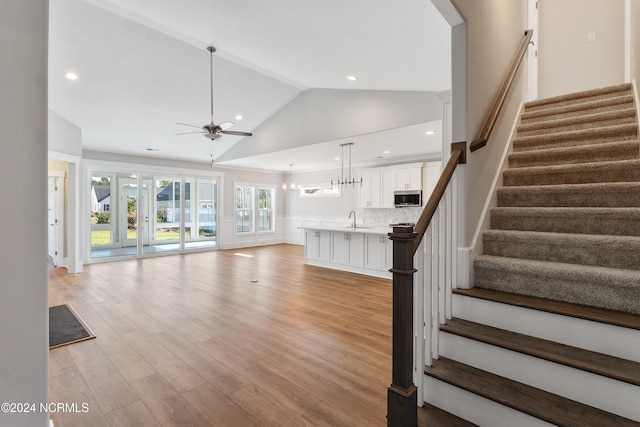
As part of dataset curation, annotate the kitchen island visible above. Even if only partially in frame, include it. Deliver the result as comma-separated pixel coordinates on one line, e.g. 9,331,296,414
301,225,393,279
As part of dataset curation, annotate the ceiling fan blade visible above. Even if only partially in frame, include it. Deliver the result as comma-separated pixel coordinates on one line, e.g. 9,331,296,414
218,121,234,130
175,131,206,135
176,122,204,129
220,130,253,137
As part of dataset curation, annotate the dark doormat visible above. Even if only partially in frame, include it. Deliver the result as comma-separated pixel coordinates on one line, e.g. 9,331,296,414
49,304,96,349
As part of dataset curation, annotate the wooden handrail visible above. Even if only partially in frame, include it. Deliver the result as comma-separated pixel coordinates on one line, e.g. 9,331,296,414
470,29,533,152
412,142,466,254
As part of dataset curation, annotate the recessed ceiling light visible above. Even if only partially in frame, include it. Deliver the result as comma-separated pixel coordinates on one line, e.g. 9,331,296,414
335,157,341,161
146,148,159,151
235,114,243,120
347,75,357,81
425,130,435,135
383,150,390,154
65,72,78,80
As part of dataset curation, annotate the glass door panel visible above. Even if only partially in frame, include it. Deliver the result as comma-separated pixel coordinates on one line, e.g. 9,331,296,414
90,174,115,259
143,175,181,254
185,178,217,250
119,177,138,248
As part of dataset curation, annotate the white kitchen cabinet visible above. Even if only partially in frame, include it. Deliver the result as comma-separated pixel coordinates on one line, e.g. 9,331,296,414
381,170,396,208
359,170,381,208
305,229,331,261
302,226,391,279
331,231,364,267
361,164,423,208
365,234,391,271
395,167,422,191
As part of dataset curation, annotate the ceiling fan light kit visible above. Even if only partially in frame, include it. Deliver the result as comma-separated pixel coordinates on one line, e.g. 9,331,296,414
176,46,253,154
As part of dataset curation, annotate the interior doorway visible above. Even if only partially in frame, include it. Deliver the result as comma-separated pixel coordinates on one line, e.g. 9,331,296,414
48,173,65,266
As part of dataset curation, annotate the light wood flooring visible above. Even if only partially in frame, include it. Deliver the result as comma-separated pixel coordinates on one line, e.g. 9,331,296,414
49,244,397,426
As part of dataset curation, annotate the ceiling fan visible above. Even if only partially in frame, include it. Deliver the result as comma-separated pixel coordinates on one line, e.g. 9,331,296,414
176,46,253,140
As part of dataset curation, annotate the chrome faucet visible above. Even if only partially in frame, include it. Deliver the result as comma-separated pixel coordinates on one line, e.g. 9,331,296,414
349,210,356,228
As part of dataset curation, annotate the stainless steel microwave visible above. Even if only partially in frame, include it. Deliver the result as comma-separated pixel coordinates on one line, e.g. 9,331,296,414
394,190,422,207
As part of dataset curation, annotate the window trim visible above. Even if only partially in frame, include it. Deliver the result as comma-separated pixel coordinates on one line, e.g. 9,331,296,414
234,182,276,235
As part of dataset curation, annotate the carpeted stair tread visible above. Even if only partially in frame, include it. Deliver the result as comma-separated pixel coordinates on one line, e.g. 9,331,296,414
524,83,633,112
441,318,640,386
453,288,640,330
524,83,632,109
512,123,638,152
424,357,639,427
521,95,635,124
490,206,640,236
517,108,637,137
508,140,640,168
503,159,640,186
482,229,640,270
473,255,640,314
497,182,640,207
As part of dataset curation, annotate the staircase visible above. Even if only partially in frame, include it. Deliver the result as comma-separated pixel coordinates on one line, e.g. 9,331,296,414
423,83,640,426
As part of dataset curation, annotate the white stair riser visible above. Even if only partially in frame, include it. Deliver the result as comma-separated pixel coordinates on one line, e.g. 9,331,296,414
440,332,640,421
452,294,640,363
423,375,556,427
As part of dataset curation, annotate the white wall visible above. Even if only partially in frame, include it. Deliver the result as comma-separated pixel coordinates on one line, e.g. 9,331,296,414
217,88,443,163
450,0,528,248
49,110,82,157
632,0,640,84
538,0,625,98
0,1,50,426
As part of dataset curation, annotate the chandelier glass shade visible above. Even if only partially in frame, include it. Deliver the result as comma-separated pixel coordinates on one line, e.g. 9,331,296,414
282,164,299,192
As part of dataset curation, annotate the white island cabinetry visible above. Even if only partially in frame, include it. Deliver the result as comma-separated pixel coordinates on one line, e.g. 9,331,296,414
364,234,392,272
302,225,392,279
331,231,365,267
304,229,331,262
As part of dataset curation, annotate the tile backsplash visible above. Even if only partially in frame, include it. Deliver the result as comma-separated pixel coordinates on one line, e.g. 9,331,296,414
364,207,423,226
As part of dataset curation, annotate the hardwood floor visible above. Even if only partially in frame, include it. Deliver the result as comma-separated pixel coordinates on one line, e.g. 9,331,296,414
49,244,396,426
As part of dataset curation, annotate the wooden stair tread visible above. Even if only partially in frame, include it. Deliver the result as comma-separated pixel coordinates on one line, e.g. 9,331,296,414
441,318,640,386
424,357,640,427
417,403,478,427
453,288,640,330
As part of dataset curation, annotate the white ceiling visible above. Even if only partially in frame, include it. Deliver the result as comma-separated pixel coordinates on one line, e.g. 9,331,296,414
48,0,451,172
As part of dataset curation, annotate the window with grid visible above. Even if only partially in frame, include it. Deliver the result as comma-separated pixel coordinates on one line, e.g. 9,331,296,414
235,185,253,233
257,187,274,232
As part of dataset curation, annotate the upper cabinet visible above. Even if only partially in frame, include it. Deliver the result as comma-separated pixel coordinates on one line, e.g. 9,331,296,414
395,167,422,191
359,163,423,208
359,169,382,208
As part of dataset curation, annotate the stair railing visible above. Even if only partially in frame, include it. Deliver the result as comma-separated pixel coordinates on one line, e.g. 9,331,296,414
387,29,533,427
470,29,533,152
387,142,466,426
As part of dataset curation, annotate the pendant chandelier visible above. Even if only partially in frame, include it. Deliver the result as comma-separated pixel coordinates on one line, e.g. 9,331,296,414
282,164,299,192
331,142,362,188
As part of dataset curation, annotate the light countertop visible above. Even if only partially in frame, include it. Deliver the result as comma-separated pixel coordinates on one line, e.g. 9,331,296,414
299,225,392,235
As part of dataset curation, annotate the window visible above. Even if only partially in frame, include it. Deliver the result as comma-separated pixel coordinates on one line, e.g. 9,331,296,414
257,187,274,232
235,184,276,234
298,183,341,198
235,186,253,233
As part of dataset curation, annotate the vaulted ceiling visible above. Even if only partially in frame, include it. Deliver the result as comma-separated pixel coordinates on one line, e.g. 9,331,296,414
48,0,451,171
